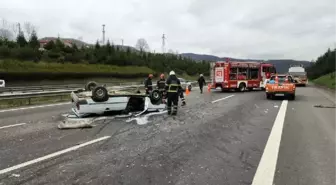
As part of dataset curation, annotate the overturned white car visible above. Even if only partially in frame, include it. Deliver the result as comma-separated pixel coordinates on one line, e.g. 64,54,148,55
71,81,166,118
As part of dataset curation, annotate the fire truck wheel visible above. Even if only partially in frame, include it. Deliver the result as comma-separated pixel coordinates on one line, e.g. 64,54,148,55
238,83,246,92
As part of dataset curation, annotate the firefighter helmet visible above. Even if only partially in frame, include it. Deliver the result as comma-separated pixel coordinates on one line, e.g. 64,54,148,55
169,71,175,75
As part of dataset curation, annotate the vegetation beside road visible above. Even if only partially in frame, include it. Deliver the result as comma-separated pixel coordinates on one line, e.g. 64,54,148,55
307,48,335,89
0,24,210,82
312,72,335,90
0,59,153,74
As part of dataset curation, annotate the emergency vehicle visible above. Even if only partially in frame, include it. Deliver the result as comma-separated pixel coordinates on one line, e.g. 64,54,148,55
211,59,276,92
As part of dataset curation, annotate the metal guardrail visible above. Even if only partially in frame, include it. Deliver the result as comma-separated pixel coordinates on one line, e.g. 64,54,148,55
0,80,208,100
0,81,143,94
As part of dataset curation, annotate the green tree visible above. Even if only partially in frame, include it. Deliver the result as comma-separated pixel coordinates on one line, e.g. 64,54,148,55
16,31,27,47
44,40,55,50
55,37,64,50
95,40,100,50
28,30,39,48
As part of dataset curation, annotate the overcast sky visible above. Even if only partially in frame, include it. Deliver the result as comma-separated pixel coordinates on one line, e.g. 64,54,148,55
0,0,335,60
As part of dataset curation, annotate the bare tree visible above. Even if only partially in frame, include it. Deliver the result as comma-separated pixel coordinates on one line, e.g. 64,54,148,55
0,19,14,40
11,23,18,37
23,22,35,38
135,38,150,52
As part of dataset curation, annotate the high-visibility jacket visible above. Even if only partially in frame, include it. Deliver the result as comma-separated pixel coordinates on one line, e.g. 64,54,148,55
165,75,182,93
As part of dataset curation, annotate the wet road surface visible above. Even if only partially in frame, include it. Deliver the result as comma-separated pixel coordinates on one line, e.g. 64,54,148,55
0,85,334,185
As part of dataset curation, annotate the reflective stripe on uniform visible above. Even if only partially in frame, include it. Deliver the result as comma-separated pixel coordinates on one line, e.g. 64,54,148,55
168,84,180,92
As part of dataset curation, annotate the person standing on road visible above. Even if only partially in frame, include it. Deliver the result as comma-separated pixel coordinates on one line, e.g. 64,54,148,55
165,71,183,115
157,73,166,91
179,88,186,106
197,74,206,93
144,74,153,94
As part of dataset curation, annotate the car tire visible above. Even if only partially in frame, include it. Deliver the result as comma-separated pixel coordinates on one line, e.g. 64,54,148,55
85,81,98,91
289,94,295,100
238,83,246,92
149,89,162,105
266,93,271,99
188,85,192,91
92,86,109,102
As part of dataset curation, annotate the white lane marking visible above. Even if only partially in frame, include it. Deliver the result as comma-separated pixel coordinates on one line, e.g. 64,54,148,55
0,102,71,113
0,123,27,130
0,136,111,175
251,100,288,185
211,95,235,103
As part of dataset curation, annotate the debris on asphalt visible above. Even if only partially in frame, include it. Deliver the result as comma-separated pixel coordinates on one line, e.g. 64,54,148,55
126,111,167,125
274,105,279,108
11,174,20,178
58,120,93,129
58,117,94,129
313,104,336,108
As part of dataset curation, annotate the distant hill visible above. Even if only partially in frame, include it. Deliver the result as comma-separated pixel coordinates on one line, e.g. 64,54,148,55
39,37,91,48
39,37,137,52
181,53,312,73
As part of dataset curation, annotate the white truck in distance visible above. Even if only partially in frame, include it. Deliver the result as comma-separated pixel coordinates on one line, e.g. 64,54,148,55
288,64,308,86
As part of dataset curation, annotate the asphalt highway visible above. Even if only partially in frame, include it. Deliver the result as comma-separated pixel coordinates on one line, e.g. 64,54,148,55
0,85,334,185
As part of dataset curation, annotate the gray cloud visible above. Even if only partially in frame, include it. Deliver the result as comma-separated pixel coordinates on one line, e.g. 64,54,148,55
0,0,335,60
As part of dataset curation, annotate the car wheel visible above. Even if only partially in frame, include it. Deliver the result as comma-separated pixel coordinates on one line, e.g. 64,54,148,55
266,93,270,99
289,94,295,100
188,85,192,91
85,81,98,91
149,89,162,105
92,86,109,102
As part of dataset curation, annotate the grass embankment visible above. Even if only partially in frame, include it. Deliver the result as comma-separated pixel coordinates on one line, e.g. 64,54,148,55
312,72,335,90
0,60,155,82
0,94,70,109
0,60,200,83
0,60,153,74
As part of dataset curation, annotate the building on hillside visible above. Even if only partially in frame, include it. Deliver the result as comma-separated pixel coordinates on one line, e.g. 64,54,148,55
38,37,91,48
39,38,73,48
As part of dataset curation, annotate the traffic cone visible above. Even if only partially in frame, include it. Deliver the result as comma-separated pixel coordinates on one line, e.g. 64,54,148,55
185,87,190,96
207,84,211,92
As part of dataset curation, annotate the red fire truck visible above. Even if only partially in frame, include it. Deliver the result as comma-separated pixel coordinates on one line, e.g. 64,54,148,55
211,60,276,92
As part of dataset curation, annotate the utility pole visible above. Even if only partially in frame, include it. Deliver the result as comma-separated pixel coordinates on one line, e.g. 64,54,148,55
121,39,124,46
17,23,21,34
161,34,166,53
102,24,105,45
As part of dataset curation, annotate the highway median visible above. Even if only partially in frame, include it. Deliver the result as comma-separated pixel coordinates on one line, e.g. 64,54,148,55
0,93,70,109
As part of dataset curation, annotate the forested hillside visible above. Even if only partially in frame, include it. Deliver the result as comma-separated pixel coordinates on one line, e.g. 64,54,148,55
0,29,210,81
306,48,335,89
181,53,311,73
306,48,335,80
